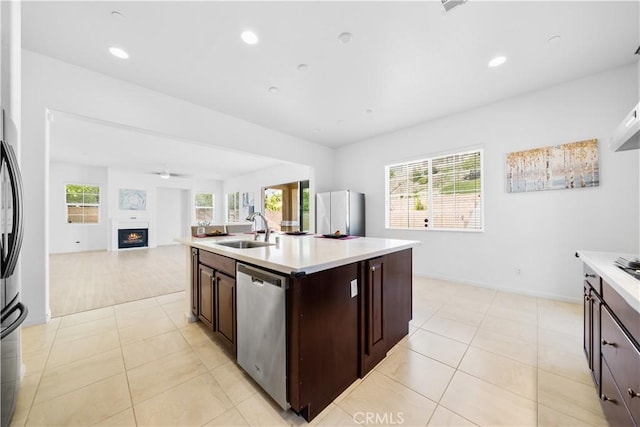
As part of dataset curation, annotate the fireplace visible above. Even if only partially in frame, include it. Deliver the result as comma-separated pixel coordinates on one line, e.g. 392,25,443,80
118,228,148,249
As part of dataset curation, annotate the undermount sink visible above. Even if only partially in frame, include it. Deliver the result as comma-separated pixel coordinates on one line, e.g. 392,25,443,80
215,240,275,249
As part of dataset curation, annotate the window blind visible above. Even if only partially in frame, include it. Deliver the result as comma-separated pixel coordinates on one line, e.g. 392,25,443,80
386,149,483,231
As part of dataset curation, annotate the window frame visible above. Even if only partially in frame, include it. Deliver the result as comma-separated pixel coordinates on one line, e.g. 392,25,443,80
385,148,484,232
226,192,240,223
64,183,101,225
194,192,215,224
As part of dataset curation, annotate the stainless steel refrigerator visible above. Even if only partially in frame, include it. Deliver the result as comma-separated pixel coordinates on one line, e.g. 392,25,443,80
316,190,365,236
1,137,26,427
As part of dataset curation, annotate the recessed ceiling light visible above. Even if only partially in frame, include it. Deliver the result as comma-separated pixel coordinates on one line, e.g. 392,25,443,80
488,56,507,68
268,86,279,93
297,64,308,72
241,30,259,45
312,128,320,133
338,32,353,44
109,47,129,59
111,11,125,20
547,35,561,44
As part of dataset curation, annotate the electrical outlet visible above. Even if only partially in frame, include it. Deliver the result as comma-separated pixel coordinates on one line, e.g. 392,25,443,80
350,279,358,298
515,268,521,276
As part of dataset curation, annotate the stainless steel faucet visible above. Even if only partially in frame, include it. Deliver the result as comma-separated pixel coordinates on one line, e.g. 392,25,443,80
246,212,271,242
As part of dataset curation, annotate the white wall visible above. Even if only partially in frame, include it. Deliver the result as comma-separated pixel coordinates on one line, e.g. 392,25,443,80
156,188,187,246
48,164,218,253
22,49,332,323
223,162,313,226
106,169,221,249
49,162,108,253
335,63,640,302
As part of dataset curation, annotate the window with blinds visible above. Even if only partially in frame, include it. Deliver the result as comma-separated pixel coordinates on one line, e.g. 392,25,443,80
386,149,483,231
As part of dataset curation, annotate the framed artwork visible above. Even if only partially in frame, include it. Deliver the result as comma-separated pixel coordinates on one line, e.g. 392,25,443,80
506,139,599,193
119,188,147,210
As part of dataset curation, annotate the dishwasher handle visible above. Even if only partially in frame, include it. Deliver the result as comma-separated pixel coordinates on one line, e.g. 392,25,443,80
237,263,286,289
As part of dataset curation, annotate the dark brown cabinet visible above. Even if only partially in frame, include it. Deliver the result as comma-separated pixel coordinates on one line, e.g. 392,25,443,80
215,271,236,349
600,289,640,426
583,276,602,390
196,250,237,354
601,359,634,427
362,257,386,374
580,260,640,427
198,264,215,328
360,249,412,376
190,245,413,423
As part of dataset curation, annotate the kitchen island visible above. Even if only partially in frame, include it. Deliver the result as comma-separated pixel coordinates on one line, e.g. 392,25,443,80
177,233,418,421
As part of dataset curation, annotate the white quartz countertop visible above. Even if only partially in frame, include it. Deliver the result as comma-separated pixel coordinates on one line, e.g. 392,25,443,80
577,250,640,314
176,234,419,276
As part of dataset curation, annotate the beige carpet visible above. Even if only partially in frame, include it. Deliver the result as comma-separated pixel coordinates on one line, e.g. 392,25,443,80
49,244,187,317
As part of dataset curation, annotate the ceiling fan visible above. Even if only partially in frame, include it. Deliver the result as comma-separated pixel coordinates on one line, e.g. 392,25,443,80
152,165,189,179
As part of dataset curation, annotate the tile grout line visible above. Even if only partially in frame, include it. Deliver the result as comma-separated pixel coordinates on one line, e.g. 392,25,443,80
115,310,139,427
20,318,63,426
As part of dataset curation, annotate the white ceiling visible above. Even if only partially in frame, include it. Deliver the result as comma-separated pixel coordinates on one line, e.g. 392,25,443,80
48,111,287,180
22,1,639,176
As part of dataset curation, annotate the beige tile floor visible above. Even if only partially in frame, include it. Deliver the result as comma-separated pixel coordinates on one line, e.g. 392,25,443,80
13,276,608,426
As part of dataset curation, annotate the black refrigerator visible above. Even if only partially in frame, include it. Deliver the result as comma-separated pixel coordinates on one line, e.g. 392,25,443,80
1,137,27,427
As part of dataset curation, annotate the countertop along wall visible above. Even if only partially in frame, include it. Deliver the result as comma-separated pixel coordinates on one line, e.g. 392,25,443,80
334,63,640,302
21,49,334,325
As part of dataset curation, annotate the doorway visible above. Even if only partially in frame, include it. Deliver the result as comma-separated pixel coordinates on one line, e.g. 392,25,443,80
262,180,309,232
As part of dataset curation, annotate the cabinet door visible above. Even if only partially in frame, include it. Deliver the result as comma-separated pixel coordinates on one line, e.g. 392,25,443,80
361,257,386,375
198,265,215,329
583,282,602,390
191,248,199,316
583,283,592,367
366,257,384,352
215,271,236,351
591,289,602,390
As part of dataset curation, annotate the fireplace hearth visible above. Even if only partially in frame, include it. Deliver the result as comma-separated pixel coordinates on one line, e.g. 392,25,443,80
118,228,149,249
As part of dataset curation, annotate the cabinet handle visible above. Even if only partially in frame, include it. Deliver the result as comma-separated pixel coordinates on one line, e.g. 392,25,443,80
585,273,596,278
628,388,640,398
371,266,376,272
601,339,616,347
584,295,591,301
601,394,617,403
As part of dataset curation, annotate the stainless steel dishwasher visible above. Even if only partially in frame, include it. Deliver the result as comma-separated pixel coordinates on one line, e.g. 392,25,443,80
236,263,288,409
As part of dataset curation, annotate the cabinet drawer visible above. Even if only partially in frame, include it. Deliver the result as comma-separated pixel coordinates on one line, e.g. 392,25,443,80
602,280,640,345
601,306,640,425
200,251,236,277
583,265,601,295
601,359,634,427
